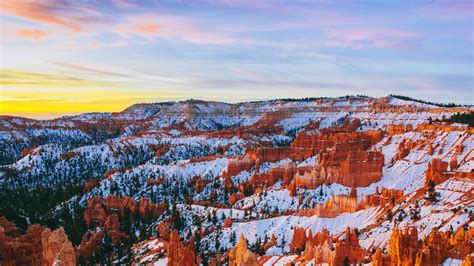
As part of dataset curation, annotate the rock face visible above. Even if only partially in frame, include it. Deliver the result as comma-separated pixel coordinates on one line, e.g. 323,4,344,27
294,149,383,189
300,227,365,266
0,217,75,266
388,227,421,266
224,157,256,178
80,195,166,261
388,123,413,135
298,190,358,217
329,227,365,266
167,230,196,266
292,128,384,189
0,223,44,266
425,158,450,185
289,227,307,252
41,228,76,266
228,234,258,266
359,187,404,208
377,226,474,266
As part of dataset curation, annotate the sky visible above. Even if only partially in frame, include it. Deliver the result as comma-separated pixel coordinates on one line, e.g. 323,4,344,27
0,0,473,119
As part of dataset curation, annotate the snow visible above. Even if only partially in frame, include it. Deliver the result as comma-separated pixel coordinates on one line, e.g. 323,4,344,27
442,258,464,266
209,207,382,252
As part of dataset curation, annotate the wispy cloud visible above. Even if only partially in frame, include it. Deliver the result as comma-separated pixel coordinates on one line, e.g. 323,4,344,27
323,28,416,49
49,61,128,77
111,0,138,9
0,0,97,32
115,14,234,45
16,29,48,40
0,69,113,87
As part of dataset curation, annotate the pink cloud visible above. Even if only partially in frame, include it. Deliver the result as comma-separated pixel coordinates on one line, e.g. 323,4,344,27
16,29,48,40
323,28,417,49
111,0,138,9
115,14,234,45
0,0,105,33
0,0,83,32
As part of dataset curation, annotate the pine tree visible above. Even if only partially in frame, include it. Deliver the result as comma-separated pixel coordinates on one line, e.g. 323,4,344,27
428,180,439,202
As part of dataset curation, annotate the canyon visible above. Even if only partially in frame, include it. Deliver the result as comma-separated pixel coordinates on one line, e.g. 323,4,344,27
0,95,472,265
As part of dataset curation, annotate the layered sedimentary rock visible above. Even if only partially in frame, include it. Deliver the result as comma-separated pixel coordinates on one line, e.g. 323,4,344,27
425,158,450,185
294,150,383,189
388,123,413,135
167,230,196,266
299,227,364,266
387,227,421,266
289,227,307,252
380,226,473,266
76,231,105,260
84,197,107,227
251,162,297,187
41,228,76,266
0,217,75,266
329,227,365,266
228,234,258,266
81,196,166,260
247,146,315,163
298,190,358,217
396,139,415,160
223,157,255,178
359,187,404,208
0,223,44,266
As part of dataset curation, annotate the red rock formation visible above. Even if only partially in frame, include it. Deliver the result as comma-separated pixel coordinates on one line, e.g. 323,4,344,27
461,256,472,266
427,144,434,155
83,179,99,193
415,230,448,265
301,227,364,266
359,187,404,208
104,214,123,244
0,222,44,266
60,151,80,161
104,169,118,179
329,227,365,266
388,227,421,266
147,176,163,187
166,230,196,266
372,248,383,266
194,176,207,193
105,195,138,215
294,149,383,189
223,218,233,228
339,150,384,187
449,227,474,259
397,139,415,160
77,231,105,261
251,162,297,188
289,181,297,197
374,226,473,266
84,197,106,227
0,218,76,266
0,216,19,237
298,191,358,218
264,233,277,251
139,198,166,220
449,157,458,171
229,193,245,206
290,227,307,252
228,234,258,266
157,222,171,241
41,228,76,266
425,158,450,186
224,157,255,178
388,124,413,135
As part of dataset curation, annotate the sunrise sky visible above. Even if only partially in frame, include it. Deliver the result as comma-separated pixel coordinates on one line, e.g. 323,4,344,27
1,0,473,119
